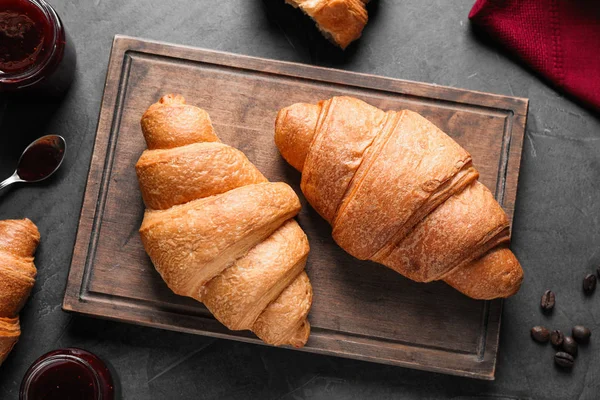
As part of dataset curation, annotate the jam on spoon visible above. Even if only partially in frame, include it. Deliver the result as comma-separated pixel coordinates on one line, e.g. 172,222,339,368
0,135,66,191
16,135,65,181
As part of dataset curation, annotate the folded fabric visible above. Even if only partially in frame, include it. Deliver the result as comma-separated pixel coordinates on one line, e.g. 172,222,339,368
469,0,600,111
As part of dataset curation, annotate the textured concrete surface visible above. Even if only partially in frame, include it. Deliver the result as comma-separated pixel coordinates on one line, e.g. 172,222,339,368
1,1,599,399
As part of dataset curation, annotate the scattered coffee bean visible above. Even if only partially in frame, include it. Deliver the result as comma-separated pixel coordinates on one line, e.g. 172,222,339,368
572,326,591,344
550,330,564,348
555,352,575,369
531,326,550,343
540,290,555,312
597,266,600,279
583,274,597,294
562,336,578,357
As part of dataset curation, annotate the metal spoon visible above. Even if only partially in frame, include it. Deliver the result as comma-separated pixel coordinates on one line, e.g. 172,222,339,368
0,135,66,191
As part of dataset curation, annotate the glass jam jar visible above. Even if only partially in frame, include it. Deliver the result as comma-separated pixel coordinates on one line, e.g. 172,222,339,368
0,0,76,95
20,348,115,400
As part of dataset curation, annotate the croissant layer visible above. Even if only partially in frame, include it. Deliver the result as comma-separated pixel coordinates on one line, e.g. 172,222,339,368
201,219,309,331
136,142,267,210
141,94,219,149
275,96,523,299
138,95,313,347
140,182,302,298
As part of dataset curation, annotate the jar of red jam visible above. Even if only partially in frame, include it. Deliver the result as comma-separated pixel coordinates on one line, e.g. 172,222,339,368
0,0,76,95
20,348,115,400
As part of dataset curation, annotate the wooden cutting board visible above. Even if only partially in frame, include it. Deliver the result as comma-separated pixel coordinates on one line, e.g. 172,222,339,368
63,35,527,380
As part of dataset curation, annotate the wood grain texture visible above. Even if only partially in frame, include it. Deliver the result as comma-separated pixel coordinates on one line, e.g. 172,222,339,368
62,35,528,380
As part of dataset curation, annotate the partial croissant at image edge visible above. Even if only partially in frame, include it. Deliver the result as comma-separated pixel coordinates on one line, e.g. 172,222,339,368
284,0,370,49
0,218,40,366
135,94,313,348
275,96,524,300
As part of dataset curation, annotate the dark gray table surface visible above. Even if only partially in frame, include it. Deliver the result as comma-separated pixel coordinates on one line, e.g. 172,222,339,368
1,1,599,399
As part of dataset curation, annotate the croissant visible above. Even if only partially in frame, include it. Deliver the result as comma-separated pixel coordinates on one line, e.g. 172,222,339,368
285,0,369,49
275,96,524,299
136,94,312,347
0,219,39,366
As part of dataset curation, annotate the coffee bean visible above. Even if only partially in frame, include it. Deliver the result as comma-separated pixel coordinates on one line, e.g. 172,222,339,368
562,336,578,357
555,352,575,369
572,326,591,344
531,326,550,343
550,330,564,348
597,267,600,279
583,274,597,294
540,290,555,312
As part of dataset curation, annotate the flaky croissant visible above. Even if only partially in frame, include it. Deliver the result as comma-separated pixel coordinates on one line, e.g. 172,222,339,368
275,96,524,299
136,94,312,347
285,0,369,49
0,219,39,366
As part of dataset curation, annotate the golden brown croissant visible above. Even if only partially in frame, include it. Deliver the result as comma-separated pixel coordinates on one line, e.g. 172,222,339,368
0,219,39,366
285,0,369,49
275,96,524,299
136,94,312,347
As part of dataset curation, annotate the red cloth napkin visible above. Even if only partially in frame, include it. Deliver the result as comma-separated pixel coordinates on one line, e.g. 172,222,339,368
469,0,600,111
